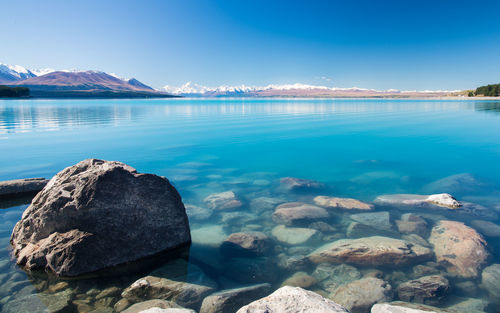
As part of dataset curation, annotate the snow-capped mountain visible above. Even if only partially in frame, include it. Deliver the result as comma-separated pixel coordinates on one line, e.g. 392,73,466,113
162,82,452,97
0,63,37,84
31,68,57,77
1,62,159,96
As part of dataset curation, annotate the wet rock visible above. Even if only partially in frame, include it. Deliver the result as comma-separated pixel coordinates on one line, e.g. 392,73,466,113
280,177,325,192
121,275,216,310
95,296,116,308
396,213,428,236
95,287,121,300
371,302,444,313
314,196,373,210
138,309,196,313
309,221,337,233
312,263,361,292
309,236,432,267
191,225,228,248
423,173,484,194
397,275,449,305
220,212,255,224
272,202,328,226
401,234,431,248
471,220,500,237
281,271,317,288
224,257,278,284
277,253,311,272
114,298,131,312
447,298,488,313
0,177,48,198
199,283,270,313
330,277,393,313
185,204,212,221
412,264,440,278
481,263,500,303
376,194,496,219
220,232,272,257
10,159,191,276
236,286,350,313
249,197,285,213
346,222,388,238
122,299,182,313
204,191,242,211
272,225,318,245
375,193,460,209
429,220,488,278
453,281,478,297
1,288,73,313
350,211,392,231
47,282,69,293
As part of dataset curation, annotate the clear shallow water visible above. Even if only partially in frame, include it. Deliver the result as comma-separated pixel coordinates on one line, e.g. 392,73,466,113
1,98,500,312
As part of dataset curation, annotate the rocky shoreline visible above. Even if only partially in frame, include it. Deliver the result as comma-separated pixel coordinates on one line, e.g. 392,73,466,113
1,160,500,312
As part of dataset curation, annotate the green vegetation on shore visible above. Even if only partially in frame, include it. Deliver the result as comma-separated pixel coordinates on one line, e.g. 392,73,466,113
0,85,30,98
469,83,500,97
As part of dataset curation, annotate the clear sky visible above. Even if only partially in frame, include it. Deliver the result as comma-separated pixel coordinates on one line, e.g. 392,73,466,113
1,0,500,90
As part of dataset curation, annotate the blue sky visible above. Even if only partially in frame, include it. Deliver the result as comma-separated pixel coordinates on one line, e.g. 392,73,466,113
1,0,500,90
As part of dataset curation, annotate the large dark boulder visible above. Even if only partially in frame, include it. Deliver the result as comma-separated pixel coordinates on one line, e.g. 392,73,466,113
10,159,191,276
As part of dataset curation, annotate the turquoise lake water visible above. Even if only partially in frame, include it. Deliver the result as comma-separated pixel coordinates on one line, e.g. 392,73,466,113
1,98,500,312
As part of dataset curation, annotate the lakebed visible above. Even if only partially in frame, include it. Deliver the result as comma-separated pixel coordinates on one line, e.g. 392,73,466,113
1,98,500,312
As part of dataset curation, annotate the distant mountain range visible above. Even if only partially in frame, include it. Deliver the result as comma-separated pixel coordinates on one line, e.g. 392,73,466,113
2,62,463,99
0,63,172,98
163,82,458,98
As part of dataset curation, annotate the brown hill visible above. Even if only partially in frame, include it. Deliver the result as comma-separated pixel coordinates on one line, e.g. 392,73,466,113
10,71,155,92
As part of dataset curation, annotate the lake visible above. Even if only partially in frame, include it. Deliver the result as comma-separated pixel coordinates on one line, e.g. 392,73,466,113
1,98,500,313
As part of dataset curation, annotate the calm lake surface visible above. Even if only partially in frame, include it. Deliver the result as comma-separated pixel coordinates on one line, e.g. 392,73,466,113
1,98,500,312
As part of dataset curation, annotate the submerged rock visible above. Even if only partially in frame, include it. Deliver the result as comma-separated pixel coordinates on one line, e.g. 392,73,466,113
375,194,496,219
277,253,311,272
224,257,278,284
350,211,392,231
138,308,196,313
309,236,432,267
272,202,328,226
471,220,500,237
481,264,500,304
346,222,391,238
330,277,393,313
280,177,325,192
220,232,272,257
0,177,48,198
199,283,270,313
429,220,488,278
272,225,318,245
203,191,242,211
121,299,183,313
312,263,361,292
423,173,484,194
122,275,216,310
281,271,317,288
1,288,73,313
185,204,212,221
236,286,350,313
249,197,285,213
371,303,443,313
396,214,428,237
314,196,373,210
191,225,228,248
375,193,460,209
10,159,191,276
396,275,449,305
